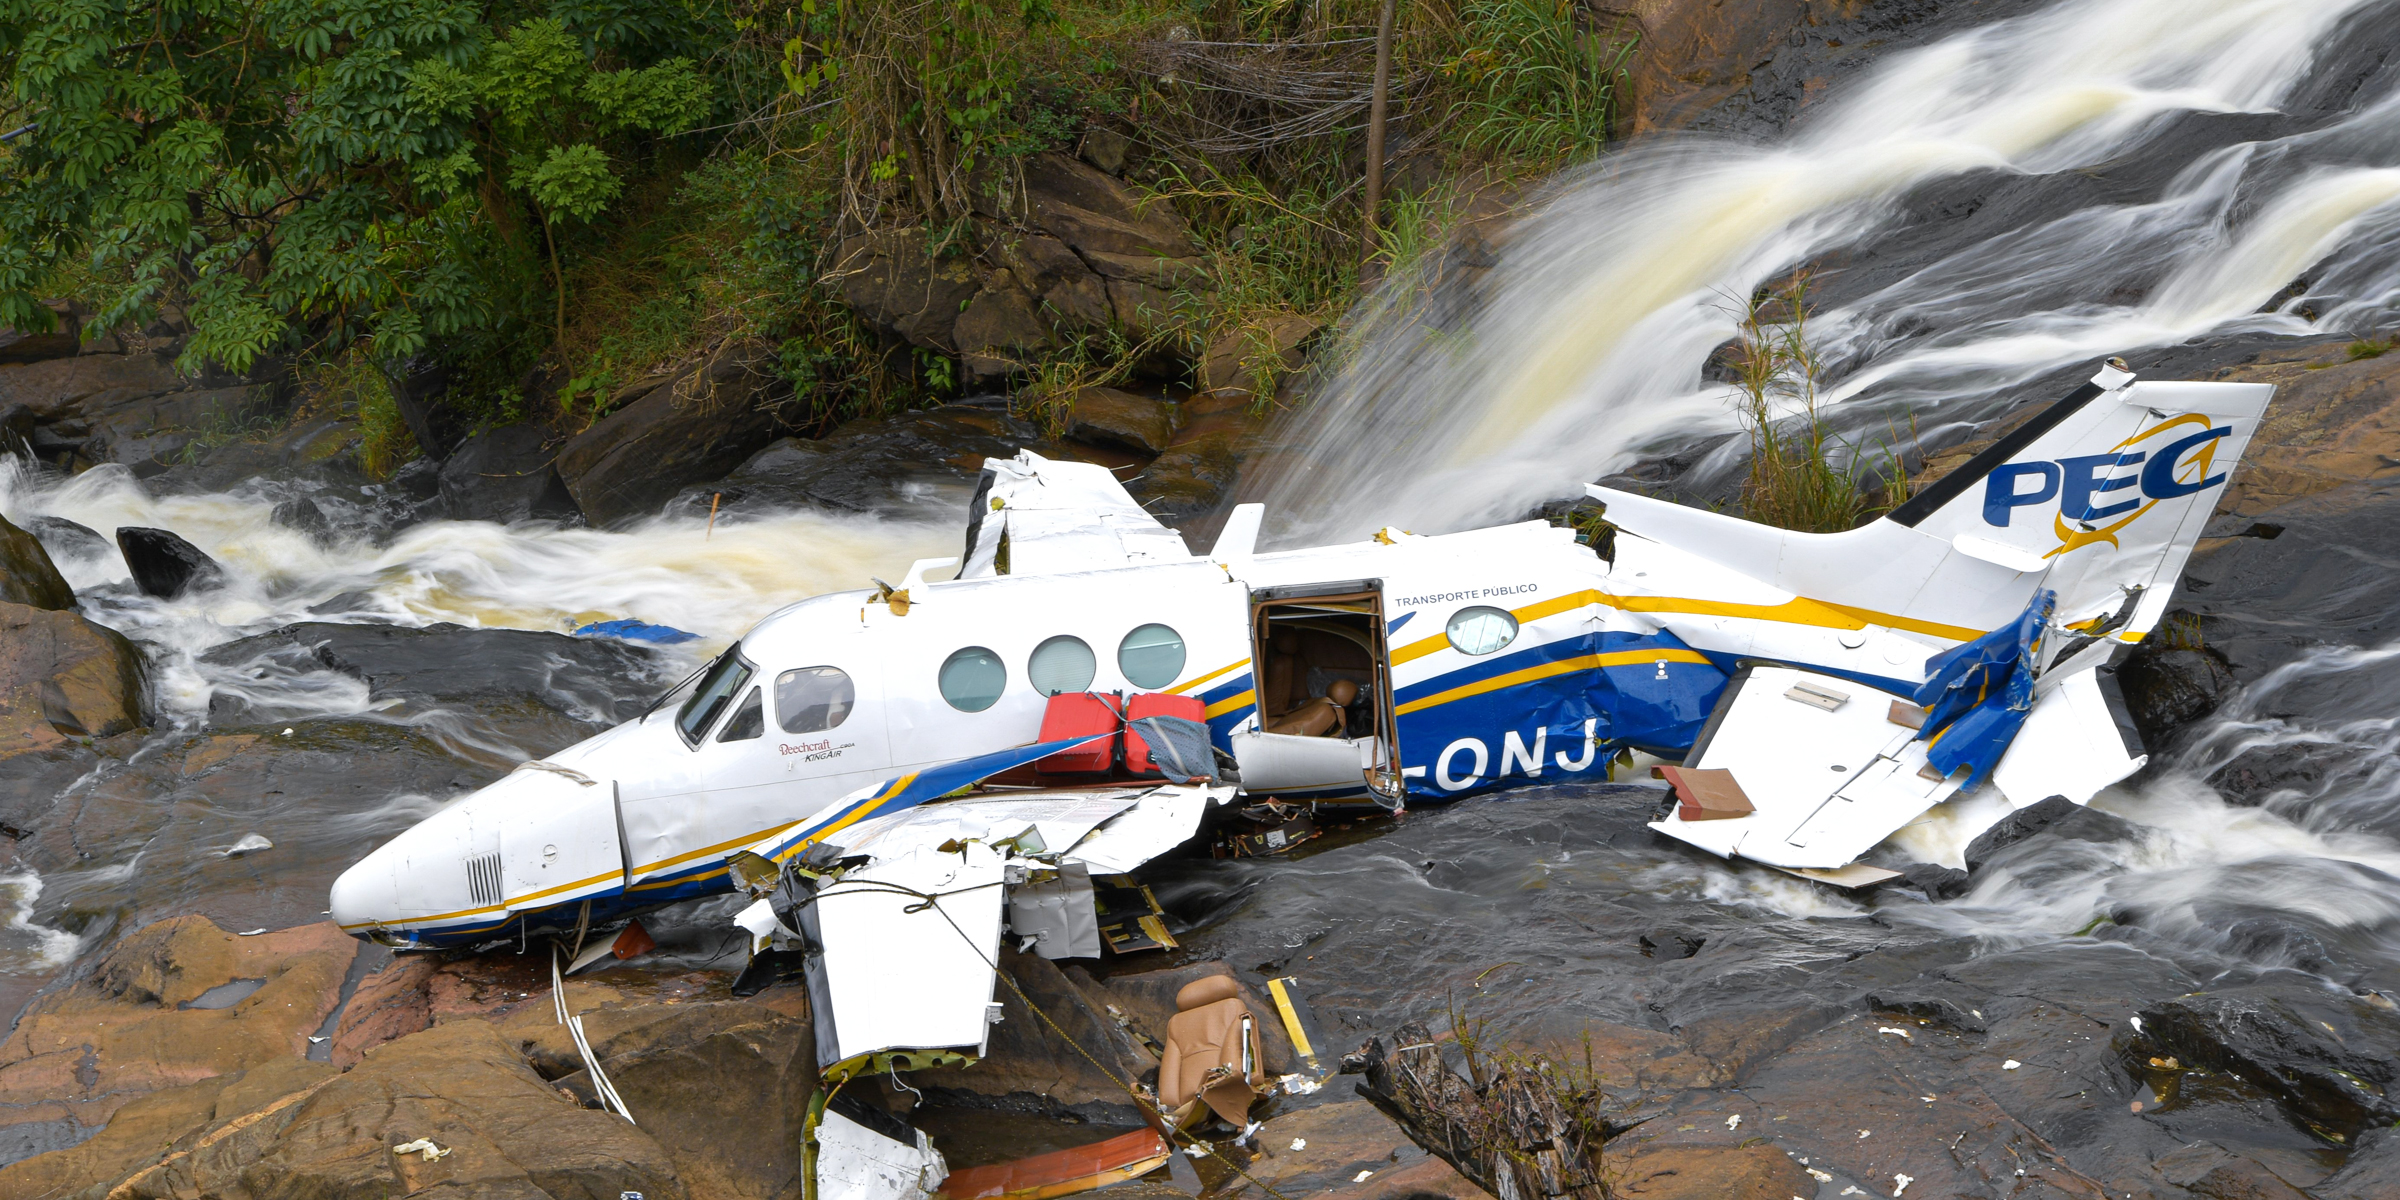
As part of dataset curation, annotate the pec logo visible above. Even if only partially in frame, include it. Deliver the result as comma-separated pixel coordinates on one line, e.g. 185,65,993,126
1983,423,2231,527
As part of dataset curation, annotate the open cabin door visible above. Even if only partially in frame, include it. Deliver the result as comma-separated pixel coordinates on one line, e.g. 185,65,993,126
1228,580,1404,803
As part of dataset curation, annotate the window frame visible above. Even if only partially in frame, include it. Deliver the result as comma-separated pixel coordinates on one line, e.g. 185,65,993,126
938,645,1008,713
774,665,857,735
674,648,757,748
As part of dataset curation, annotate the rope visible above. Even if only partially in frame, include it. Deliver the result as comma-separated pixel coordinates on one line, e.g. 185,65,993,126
800,875,1298,1200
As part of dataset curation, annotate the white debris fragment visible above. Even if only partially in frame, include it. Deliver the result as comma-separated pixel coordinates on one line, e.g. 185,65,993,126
1353,1171,1375,1183
237,928,267,936
308,1036,328,1044
1922,1095,1937,1103
392,1139,451,1161
1858,1130,1871,1139
281,727,294,736
1291,1139,1307,1151
225,834,274,857
1895,1172,1914,1195
1184,1144,1212,1159
1237,1122,1262,1146
1807,1167,1834,1183
1726,1114,1741,1130
2003,1059,2023,1070
1279,1073,1321,1096
1877,1026,1912,1039
1841,1188,1863,1197
2130,1016,2143,1034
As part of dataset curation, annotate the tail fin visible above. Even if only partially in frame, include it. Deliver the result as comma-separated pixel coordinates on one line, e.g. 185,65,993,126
1587,362,2273,643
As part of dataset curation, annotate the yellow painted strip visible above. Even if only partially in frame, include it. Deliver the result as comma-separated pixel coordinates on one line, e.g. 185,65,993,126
631,865,730,892
1268,977,1316,1063
1168,659,1249,695
1204,689,1255,720
768,772,921,863
1394,649,1712,717
1389,587,1982,661
634,821,799,876
503,864,627,910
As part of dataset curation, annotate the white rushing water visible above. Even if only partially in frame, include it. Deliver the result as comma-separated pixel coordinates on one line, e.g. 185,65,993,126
0,458,957,723
1258,0,2400,540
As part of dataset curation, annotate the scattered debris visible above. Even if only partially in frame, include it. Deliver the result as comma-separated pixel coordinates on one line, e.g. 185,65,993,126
1807,1167,1834,1182
1353,1171,1374,1183
225,834,274,857
1858,1130,1871,1139
1291,1138,1307,1151
2149,1056,2181,1070
1725,1114,1741,1130
2130,1016,2143,1034
1895,1172,1914,1195
280,727,293,736
392,1138,452,1162
236,928,266,936
1877,1026,1911,1039
2003,1059,2022,1070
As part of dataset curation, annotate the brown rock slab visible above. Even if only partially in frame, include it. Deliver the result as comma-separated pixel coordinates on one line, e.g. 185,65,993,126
1197,314,1322,407
0,1057,334,1197
0,350,185,421
0,601,146,757
0,303,81,364
1066,387,1179,455
1229,1099,1491,1200
2204,340,2400,520
0,514,72,610
956,277,1056,379
0,917,355,1136
556,339,791,525
833,229,984,350
1603,1144,1817,1200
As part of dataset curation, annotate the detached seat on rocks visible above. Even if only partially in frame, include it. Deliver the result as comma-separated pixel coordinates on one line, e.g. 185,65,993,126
1159,975,1264,1127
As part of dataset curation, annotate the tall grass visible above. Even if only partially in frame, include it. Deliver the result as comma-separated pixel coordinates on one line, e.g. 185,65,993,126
1729,276,1909,532
1444,0,1636,166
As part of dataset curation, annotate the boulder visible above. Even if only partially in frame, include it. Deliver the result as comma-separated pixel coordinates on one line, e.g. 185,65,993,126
381,351,467,459
270,494,334,542
832,229,984,351
199,621,668,743
513,998,818,1199
80,383,264,476
1962,793,2136,873
0,600,147,750
20,514,112,566
153,414,368,495
0,513,72,609
954,274,1056,379
1617,0,1842,136
0,917,355,1140
0,1057,334,1192
438,421,581,523
556,341,791,526
1010,152,1199,261
2207,739,2361,809
2111,638,2237,748
2150,1144,2313,1200
115,525,226,598
1197,314,1322,407
674,406,1130,520
2205,339,2400,521
0,303,81,364
2316,1124,2400,1200
1078,128,1131,175
0,350,184,422
1064,387,1179,455
1131,428,1251,526
2137,980,2400,1141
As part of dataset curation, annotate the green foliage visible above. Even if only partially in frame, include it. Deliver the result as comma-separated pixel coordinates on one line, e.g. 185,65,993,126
1443,0,1636,166
0,0,722,376
2347,337,2391,361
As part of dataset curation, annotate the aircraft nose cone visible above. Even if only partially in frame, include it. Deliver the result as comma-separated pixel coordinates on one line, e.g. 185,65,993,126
328,846,398,938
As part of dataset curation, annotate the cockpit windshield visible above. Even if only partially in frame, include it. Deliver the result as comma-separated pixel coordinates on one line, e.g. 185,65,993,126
675,650,755,746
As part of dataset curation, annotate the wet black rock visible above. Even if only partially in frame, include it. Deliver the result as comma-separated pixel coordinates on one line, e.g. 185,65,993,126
2138,978,2400,1141
1962,793,2117,871
2207,740,2368,811
0,513,73,610
2316,1124,2400,1200
555,341,791,526
1896,861,1970,900
268,496,332,542
2113,638,2239,748
113,526,224,599
199,622,670,753
437,422,580,523
676,407,1100,520
21,515,111,565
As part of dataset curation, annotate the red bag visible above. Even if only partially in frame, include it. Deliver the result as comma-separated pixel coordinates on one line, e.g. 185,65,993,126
1037,692,1121,775
1124,693,1206,777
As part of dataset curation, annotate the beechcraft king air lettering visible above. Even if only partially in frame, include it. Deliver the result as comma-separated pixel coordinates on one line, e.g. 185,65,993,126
330,358,2271,952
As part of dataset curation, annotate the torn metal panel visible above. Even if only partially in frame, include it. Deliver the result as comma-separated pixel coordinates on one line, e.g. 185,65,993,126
1989,667,2147,805
806,842,1010,1065
1008,862,1101,960
959,450,1193,578
814,1109,947,1200
1650,666,1966,870
838,790,1150,860
1063,785,1234,874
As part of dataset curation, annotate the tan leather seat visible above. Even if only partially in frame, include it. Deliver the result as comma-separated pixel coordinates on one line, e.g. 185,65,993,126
1158,975,1263,1127
1266,632,1304,716
1265,679,1357,738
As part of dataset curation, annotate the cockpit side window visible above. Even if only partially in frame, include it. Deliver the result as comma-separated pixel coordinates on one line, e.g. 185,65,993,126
717,687,766,742
776,666,855,734
676,650,754,746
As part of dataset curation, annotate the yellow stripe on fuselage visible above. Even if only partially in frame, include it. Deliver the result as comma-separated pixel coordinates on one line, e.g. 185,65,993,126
1170,659,1250,695
1394,649,1714,717
1204,690,1256,719
1390,587,1980,664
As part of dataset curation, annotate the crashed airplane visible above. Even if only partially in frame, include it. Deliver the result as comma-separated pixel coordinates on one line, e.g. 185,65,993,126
328,358,2267,1185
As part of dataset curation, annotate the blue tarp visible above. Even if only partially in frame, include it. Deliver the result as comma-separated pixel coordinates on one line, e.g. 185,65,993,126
1911,590,2053,786
574,618,701,645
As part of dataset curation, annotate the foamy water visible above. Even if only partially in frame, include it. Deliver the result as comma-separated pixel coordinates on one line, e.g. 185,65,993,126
1260,0,2400,539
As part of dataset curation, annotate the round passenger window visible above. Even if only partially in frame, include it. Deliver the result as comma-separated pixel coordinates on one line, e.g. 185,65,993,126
1117,623,1186,690
939,647,1007,712
1445,606,1519,656
776,666,855,734
1028,635,1097,696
